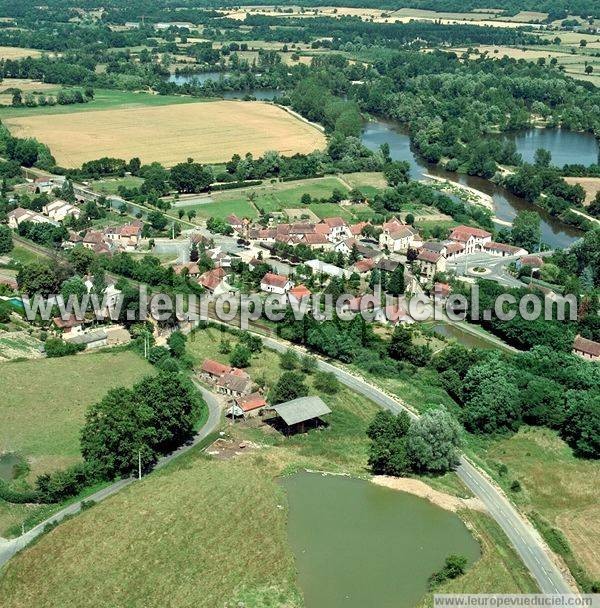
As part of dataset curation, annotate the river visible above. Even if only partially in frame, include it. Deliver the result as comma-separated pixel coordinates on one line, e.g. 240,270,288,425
361,119,587,249
282,472,480,608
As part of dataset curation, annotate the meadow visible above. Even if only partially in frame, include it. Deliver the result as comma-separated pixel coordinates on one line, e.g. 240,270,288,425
0,327,538,606
0,46,42,60
4,100,326,167
0,350,153,480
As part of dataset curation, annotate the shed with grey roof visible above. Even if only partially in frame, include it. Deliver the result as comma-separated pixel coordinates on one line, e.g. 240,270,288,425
270,396,332,434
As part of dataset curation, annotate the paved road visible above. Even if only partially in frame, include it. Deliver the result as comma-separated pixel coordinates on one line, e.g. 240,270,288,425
0,386,221,569
256,332,573,594
446,253,524,288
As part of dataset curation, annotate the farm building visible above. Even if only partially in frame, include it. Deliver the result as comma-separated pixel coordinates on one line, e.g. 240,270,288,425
269,396,332,435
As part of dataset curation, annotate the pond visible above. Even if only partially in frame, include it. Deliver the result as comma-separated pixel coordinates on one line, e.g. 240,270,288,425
0,453,25,481
431,322,499,350
505,128,599,167
361,119,584,249
282,472,480,608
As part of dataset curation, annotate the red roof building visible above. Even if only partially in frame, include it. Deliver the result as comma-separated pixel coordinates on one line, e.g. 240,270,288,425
201,359,231,377
573,336,600,360
199,267,226,292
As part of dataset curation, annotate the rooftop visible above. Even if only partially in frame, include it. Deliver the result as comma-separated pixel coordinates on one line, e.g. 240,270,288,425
271,396,332,426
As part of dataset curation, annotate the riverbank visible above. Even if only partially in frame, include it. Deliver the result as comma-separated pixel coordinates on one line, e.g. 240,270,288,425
424,174,495,211
372,475,486,513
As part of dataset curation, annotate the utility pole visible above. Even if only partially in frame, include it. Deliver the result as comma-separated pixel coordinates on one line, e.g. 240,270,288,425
138,449,142,480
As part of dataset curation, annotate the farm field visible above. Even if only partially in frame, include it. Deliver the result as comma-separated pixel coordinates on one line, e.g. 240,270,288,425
0,88,200,119
564,177,600,204
91,175,145,195
0,46,42,60
0,327,538,606
183,174,382,222
480,427,600,581
0,350,154,480
3,100,326,167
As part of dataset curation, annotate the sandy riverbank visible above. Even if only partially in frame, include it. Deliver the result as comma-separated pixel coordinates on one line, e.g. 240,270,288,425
372,476,486,512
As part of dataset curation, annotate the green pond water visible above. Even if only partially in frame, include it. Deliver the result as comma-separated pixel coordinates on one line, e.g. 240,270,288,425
282,472,481,608
0,453,24,481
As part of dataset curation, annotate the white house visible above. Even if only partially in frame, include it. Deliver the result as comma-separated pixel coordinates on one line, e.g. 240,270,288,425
379,218,421,253
7,207,57,229
43,199,81,222
260,272,293,294
448,226,492,255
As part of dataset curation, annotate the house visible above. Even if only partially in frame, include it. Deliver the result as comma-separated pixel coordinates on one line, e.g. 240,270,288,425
82,230,105,250
234,393,268,418
416,248,446,282
352,258,376,275
173,262,201,277
288,284,312,306
379,302,414,325
422,241,448,257
343,294,381,315
321,217,349,241
303,233,333,249
217,369,252,398
198,267,227,293
483,242,527,257
260,272,293,294
268,396,332,435
226,214,247,234
200,358,232,381
433,282,452,301
7,207,56,229
305,259,348,279
448,226,492,254
445,242,465,259
52,315,85,334
349,221,369,237
572,335,600,361
42,199,81,222
103,222,142,250
379,218,421,253
64,329,108,350
28,176,63,194
376,258,400,273
63,230,84,249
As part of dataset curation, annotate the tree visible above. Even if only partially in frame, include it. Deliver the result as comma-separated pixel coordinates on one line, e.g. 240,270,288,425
60,275,87,302
383,161,410,186
561,391,600,458
280,348,299,369
406,407,462,473
534,148,552,168
0,225,13,254
520,378,566,429
366,410,412,476
170,161,213,193
167,330,187,358
239,332,263,353
268,371,309,404
300,354,317,374
229,344,251,368
387,264,405,296
147,211,168,232
462,359,521,434
17,261,62,296
428,554,468,589
313,371,340,394
511,210,541,252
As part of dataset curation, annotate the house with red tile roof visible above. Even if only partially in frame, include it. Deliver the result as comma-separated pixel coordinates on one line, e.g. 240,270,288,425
416,248,446,282
379,217,421,253
200,359,231,379
260,272,293,295
198,267,227,293
288,284,312,306
483,242,527,257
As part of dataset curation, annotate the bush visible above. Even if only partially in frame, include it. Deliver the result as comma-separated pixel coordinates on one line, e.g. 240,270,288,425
313,371,340,394
35,463,90,503
428,554,468,589
0,479,41,504
44,338,85,358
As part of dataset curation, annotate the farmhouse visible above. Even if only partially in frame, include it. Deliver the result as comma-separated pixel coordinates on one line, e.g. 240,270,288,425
198,267,227,294
200,358,232,381
260,272,293,294
269,396,332,435
172,262,201,277
572,335,600,361
288,284,312,305
231,393,268,419
217,370,252,398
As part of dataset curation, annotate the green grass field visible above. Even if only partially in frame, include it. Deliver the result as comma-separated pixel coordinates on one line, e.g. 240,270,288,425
3,243,49,265
0,328,540,604
474,427,600,581
91,176,144,195
0,89,201,119
0,350,154,479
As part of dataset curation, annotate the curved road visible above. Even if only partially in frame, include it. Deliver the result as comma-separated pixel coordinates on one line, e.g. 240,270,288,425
0,385,221,569
256,333,573,594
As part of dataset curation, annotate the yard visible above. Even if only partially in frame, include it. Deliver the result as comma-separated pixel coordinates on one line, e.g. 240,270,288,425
3,100,326,167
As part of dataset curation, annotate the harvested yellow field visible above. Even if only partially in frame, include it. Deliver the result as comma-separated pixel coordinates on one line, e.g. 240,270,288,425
4,100,326,167
0,46,42,60
564,177,600,205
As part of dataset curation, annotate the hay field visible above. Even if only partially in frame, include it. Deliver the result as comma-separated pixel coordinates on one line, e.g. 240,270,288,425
0,46,42,60
564,177,600,204
4,100,325,167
